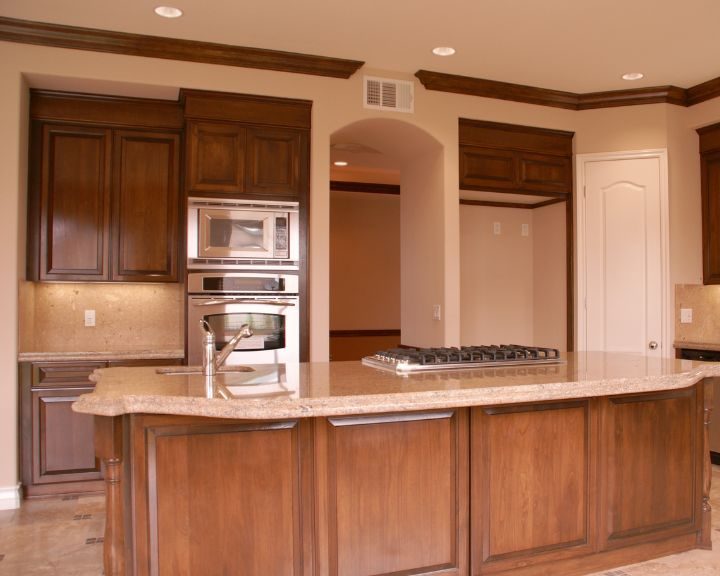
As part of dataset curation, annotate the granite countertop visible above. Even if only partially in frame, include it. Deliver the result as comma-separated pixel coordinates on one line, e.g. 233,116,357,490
673,340,720,352
18,349,186,363
72,352,720,420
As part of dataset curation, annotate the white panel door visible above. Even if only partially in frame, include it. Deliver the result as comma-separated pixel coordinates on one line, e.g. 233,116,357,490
580,153,667,357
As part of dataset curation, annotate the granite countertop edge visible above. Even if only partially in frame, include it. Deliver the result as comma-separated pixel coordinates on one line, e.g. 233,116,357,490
673,340,720,352
18,349,185,362
72,367,714,420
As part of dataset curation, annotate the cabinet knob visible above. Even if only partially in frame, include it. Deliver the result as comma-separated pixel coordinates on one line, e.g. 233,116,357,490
648,341,659,350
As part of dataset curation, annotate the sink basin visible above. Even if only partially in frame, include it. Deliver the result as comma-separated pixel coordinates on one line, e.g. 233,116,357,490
156,366,255,375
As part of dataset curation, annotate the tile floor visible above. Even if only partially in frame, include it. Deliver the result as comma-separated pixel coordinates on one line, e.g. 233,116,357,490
0,468,719,575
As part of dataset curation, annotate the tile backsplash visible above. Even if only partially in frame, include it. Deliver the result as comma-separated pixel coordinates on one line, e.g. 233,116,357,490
675,283,720,344
18,282,184,353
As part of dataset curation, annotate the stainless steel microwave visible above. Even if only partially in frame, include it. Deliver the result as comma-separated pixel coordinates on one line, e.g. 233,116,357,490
188,198,299,268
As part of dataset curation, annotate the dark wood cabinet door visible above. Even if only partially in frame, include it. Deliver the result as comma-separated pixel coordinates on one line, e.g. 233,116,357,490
701,151,720,284
471,401,594,573
246,127,305,197
132,416,312,576
112,130,180,282
317,410,468,576
186,121,245,195
598,389,701,549
32,388,102,485
36,124,111,281
459,146,517,192
518,151,572,194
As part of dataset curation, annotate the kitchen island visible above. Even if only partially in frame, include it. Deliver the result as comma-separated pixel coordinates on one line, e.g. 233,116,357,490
74,353,717,576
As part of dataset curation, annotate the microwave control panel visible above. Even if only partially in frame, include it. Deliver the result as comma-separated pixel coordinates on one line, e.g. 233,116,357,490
274,216,289,258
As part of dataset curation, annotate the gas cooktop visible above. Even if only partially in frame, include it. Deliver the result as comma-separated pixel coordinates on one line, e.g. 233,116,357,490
362,345,563,373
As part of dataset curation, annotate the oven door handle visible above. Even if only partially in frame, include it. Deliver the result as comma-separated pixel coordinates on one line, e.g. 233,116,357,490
193,299,297,307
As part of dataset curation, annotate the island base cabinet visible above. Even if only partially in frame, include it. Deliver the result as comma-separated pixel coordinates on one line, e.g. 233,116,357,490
471,401,595,575
314,410,469,576
123,414,314,576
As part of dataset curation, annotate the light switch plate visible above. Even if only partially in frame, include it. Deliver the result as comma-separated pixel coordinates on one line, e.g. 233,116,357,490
493,222,501,235
521,223,529,237
432,304,441,321
680,308,693,324
84,309,96,327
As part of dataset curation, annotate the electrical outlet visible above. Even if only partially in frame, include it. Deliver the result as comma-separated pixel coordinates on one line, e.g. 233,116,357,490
680,308,693,324
493,222,501,235
432,304,441,321
84,309,96,327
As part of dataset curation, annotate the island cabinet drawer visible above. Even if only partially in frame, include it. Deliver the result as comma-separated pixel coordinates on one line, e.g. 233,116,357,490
314,410,469,576
470,400,596,575
33,362,104,388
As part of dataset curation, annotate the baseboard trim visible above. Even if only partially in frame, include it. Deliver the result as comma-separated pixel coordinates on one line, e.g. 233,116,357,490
0,484,21,510
711,451,720,466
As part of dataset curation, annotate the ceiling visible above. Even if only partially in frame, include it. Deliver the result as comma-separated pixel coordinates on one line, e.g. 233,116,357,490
2,0,720,94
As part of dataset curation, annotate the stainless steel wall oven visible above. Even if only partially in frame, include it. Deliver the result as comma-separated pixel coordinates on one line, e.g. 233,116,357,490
187,272,299,365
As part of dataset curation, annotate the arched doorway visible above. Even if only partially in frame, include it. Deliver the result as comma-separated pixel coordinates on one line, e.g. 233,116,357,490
328,118,444,360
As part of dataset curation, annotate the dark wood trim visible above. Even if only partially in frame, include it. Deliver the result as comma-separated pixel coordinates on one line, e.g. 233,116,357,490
416,70,579,110
330,329,401,338
0,16,364,79
687,77,720,107
711,451,720,466
330,181,400,195
418,69,720,110
459,118,574,152
459,197,567,210
577,86,687,109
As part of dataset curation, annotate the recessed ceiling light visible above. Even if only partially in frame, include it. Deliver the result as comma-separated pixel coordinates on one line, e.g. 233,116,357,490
432,46,456,57
333,161,349,167
154,6,183,18
622,72,644,81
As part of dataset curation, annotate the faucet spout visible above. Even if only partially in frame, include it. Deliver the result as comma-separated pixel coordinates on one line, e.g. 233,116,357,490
215,324,254,369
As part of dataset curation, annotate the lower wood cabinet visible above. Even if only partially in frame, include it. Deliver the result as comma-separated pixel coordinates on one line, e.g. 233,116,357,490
20,359,182,498
99,384,709,576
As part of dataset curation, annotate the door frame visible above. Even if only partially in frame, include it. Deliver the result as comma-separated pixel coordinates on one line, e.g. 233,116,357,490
574,149,670,354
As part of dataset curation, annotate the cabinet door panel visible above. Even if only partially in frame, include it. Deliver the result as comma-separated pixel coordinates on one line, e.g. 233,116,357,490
112,130,180,281
599,389,700,548
518,152,572,194
459,146,516,191
246,127,303,196
143,420,307,576
186,121,245,194
320,411,467,576
33,389,101,484
40,125,110,280
701,152,720,284
472,402,593,572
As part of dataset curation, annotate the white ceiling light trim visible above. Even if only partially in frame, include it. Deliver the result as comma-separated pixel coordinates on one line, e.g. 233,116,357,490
432,46,456,56
154,6,184,18
622,72,644,81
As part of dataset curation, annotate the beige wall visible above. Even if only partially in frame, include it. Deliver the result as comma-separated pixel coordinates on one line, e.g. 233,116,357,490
459,202,566,349
329,191,400,330
0,38,717,493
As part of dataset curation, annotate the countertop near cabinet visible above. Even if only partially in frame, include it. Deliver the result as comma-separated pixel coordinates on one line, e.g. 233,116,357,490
674,340,720,352
19,349,185,363
74,351,720,420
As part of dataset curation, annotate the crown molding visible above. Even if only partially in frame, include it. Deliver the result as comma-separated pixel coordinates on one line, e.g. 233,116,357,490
416,70,720,110
0,16,364,79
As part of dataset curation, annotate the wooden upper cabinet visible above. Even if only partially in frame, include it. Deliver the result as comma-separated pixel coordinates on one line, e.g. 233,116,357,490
112,130,180,282
27,91,183,283
698,123,720,284
186,121,245,195
33,124,111,281
459,119,573,197
245,127,304,197
182,89,311,200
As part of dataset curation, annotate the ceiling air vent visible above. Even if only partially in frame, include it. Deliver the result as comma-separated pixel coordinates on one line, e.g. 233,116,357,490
364,76,414,113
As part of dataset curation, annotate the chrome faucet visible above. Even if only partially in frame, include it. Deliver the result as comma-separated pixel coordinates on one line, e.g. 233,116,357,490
200,320,254,376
